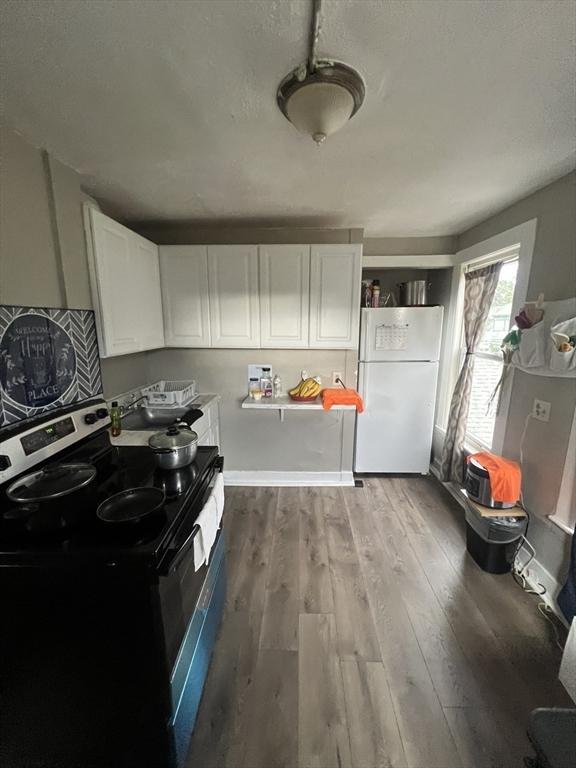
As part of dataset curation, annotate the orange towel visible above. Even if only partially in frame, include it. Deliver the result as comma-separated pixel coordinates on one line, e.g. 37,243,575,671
468,452,521,504
322,388,364,413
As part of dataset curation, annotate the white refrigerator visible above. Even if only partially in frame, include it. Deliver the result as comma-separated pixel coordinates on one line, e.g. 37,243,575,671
354,307,444,473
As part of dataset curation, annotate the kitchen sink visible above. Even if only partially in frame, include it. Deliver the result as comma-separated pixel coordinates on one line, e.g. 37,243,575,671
121,406,188,430
121,396,211,431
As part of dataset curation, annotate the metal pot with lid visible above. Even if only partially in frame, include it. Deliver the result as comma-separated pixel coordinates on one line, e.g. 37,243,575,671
397,280,430,306
148,425,198,471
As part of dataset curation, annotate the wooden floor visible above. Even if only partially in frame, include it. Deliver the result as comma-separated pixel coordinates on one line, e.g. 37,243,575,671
186,477,571,768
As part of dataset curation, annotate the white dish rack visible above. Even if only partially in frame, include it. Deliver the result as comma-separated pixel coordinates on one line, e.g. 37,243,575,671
142,380,197,407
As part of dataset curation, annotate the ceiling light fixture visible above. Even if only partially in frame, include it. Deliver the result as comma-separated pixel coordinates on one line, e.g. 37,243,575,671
277,0,365,145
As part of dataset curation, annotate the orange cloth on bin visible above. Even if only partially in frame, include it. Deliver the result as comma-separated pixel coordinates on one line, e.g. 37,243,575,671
322,388,364,413
468,452,521,504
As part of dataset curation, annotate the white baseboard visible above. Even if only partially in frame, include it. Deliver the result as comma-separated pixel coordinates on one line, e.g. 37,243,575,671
223,470,355,487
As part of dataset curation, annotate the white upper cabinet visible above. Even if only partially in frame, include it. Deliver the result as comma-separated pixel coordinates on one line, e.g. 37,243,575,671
259,245,310,348
86,208,164,357
160,246,211,347
87,208,362,354
86,209,140,357
132,234,165,351
207,245,260,348
309,244,362,348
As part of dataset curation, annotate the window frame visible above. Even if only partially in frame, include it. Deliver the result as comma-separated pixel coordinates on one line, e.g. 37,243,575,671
436,220,536,457
549,406,576,534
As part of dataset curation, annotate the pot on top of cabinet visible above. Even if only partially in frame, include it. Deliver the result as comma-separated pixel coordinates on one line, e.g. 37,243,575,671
397,280,430,306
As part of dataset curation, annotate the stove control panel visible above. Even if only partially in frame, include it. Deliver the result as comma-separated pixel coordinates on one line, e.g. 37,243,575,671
20,417,75,456
0,401,111,485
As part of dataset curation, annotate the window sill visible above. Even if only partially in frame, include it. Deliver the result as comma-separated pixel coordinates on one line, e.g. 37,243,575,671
548,514,575,536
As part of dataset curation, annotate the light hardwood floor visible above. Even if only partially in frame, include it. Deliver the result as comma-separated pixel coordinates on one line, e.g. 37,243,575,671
187,477,571,768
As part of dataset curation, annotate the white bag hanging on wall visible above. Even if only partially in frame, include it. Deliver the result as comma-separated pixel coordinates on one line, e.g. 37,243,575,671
550,316,576,373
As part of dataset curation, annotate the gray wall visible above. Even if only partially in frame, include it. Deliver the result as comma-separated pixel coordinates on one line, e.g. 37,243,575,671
363,235,456,256
0,127,150,395
457,172,576,587
147,348,357,473
0,127,63,306
428,268,453,419
100,353,150,399
133,222,363,246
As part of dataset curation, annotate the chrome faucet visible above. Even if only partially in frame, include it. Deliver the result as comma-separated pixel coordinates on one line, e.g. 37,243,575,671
120,394,147,416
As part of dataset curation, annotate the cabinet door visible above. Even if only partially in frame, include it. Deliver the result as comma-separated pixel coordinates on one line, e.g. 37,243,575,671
132,234,164,351
160,246,210,347
197,425,217,447
259,245,310,348
88,209,140,357
87,209,164,356
208,246,260,347
309,244,362,348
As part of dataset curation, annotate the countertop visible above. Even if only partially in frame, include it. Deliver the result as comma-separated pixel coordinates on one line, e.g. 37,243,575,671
110,394,219,447
241,395,356,411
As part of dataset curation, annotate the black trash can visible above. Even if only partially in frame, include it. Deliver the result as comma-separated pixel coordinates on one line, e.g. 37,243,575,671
465,505,527,574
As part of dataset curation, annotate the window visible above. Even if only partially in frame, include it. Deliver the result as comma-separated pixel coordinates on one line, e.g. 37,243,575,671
465,259,519,449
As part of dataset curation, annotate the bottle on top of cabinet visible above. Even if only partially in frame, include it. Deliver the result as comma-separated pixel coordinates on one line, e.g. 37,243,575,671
371,280,381,308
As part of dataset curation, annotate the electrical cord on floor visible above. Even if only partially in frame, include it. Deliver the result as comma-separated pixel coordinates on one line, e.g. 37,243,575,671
511,415,546,594
511,506,546,595
512,535,546,595
537,602,566,652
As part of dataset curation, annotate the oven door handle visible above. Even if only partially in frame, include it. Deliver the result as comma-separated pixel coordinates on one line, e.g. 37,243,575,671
158,460,223,575
159,523,200,575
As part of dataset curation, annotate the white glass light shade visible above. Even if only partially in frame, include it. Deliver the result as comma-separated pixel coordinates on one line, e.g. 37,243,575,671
285,81,355,143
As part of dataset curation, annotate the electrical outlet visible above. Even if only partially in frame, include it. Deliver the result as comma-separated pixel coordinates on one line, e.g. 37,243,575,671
332,371,343,386
532,399,551,422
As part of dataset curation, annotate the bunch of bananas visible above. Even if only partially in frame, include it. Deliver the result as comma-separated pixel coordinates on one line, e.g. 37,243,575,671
289,377,322,399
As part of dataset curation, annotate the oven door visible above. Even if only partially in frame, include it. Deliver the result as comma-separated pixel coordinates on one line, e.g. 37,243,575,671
157,463,220,669
169,529,226,766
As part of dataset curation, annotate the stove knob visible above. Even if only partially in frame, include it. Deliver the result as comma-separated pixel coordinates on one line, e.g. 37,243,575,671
96,408,109,420
0,455,11,471
84,413,97,425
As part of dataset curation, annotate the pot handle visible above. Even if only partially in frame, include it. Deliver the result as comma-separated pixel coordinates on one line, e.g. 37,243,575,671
151,447,174,455
176,408,203,428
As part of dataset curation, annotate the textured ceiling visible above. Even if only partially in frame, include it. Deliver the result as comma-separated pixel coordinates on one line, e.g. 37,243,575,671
0,0,574,235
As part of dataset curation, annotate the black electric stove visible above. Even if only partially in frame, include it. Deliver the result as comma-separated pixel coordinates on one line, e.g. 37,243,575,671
0,429,219,567
0,403,226,768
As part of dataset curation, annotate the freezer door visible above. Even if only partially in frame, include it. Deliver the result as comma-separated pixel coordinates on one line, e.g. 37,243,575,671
359,307,444,362
354,361,439,473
